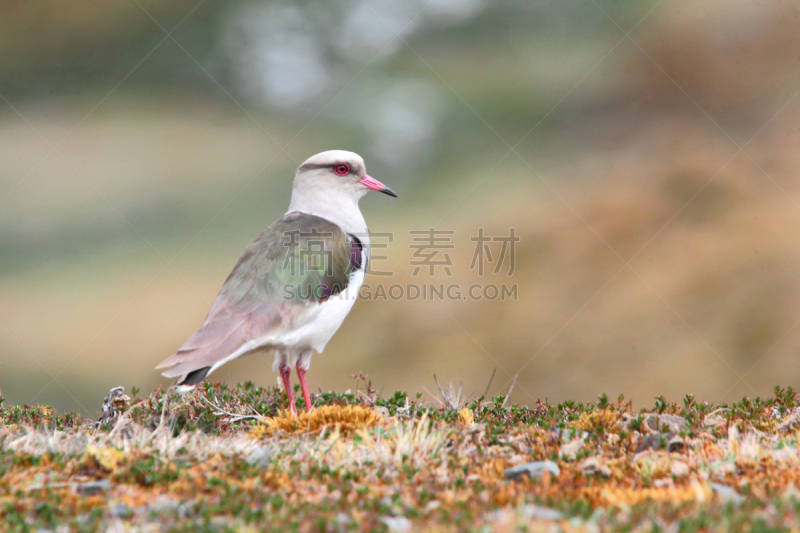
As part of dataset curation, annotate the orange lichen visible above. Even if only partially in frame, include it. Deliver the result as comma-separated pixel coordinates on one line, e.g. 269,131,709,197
458,407,475,426
251,404,383,437
572,409,622,433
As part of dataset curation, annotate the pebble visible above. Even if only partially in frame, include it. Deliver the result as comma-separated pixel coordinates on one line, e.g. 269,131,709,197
73,478,111,496
486,505,564,524
559,437,585,461
381,516,412,532
108,502,133,519
552,428,589,442
520,504,563,520
704,414,726,427
670,460,690,477
659,414,687,433
504,461,561,481
580,457,611,477
644,413,686,434
636,433,667,452
667,436,686,453
424,500,441,512
246,446,273,468
710,483,744,504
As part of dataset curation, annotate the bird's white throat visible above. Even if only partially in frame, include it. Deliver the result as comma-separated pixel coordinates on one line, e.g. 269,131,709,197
287,171,370,241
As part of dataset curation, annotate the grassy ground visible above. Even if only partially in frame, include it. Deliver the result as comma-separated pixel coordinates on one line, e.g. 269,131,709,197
2,380,800,532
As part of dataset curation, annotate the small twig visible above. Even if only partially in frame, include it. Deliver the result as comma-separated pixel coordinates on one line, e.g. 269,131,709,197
200,395,267,423
158,387,172,430
501,374,518,409
778,409,800,431
451,380,463,410
433,374,463,410
482,368,497,399
423,386,445,409
351,372,377,403
433,374,451,409
356,389,375,404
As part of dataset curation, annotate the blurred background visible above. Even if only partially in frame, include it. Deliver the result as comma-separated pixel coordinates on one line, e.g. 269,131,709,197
2,0,800,416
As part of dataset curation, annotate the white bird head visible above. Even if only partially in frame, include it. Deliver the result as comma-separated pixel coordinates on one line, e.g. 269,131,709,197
287,150,396,234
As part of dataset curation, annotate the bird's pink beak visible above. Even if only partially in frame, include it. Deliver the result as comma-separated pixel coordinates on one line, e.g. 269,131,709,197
359,175,398,197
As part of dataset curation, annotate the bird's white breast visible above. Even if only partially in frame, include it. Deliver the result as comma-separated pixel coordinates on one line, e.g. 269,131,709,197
274,266,365,352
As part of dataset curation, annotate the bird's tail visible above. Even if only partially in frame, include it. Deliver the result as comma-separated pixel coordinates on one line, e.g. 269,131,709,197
155,316,249,383
176,366,212,390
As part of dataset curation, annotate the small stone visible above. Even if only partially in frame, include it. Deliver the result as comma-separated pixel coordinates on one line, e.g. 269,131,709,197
710,461,737,476
465,423,487,437
659,414,687,434
667,436,686,453
108,502,132,518
95,387,130,429
618,413,635,431
704,414,725,427
644,414,661,432
559,437,585,461
520,504,563,521
670,460,690,477
245,446,273,468
504,461,560,481
73,478,111,496
553,428,588,442
380,516,412,533
580,457,611,477
424,501,441,512
710,483,744,504
636,433,668,452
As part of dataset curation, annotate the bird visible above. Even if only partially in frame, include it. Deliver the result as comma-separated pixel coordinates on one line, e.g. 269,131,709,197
156,150,397,415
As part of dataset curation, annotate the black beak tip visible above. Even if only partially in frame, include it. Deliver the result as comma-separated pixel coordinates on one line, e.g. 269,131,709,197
381,187,398,198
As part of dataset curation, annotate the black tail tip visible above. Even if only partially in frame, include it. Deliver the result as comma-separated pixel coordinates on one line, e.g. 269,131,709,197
178,366,212,388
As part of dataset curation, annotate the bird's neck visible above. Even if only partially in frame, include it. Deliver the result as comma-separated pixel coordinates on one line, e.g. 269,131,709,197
286,187,369,240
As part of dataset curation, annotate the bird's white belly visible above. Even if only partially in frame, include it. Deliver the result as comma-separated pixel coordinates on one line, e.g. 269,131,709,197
273,267,365,352
278,269,364,351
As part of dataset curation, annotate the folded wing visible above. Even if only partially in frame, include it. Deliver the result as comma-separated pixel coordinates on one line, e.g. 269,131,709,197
156,212,354,382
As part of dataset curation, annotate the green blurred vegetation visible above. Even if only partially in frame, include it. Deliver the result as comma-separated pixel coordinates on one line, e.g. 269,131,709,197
2,0,800,416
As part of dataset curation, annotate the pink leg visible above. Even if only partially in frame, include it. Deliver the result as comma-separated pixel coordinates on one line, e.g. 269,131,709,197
279,364,297,416
296,363,313,413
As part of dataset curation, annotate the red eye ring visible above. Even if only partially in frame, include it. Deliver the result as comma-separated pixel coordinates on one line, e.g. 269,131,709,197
333,164,350,176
